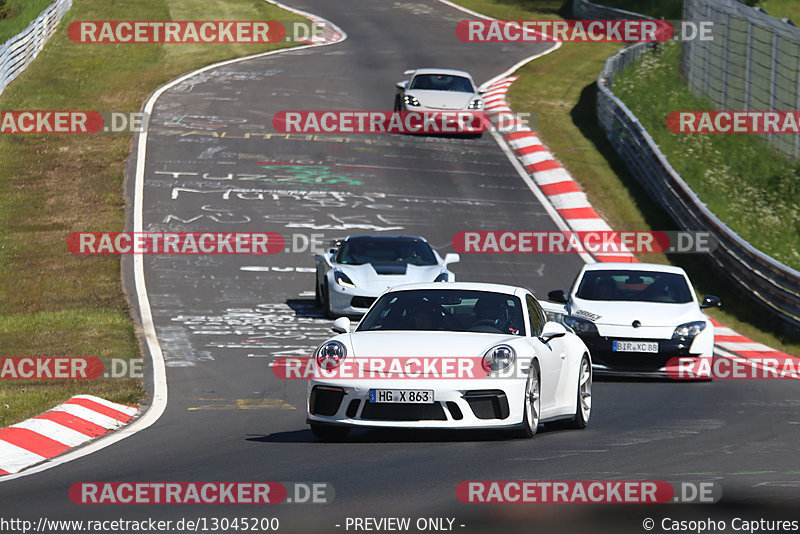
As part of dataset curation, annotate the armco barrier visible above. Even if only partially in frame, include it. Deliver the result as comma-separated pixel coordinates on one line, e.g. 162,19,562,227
0,0,71,97
572,0,654,21
593,41,800,330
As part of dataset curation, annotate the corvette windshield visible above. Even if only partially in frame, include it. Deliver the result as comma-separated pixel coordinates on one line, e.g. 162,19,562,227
357,289,525,335
409,74,474,93
336,237,437,266
575,270,693,303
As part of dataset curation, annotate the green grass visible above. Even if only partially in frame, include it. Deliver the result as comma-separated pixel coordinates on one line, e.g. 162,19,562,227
0,0,304,427
452,0,800,355
0,0,54,43
613,43,800,272
756,0,800,22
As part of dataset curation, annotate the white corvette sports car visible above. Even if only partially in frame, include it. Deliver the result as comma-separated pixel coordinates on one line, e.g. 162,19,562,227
307,283,592,440
548,263,721,377
314,235,459,317
394,68,484,113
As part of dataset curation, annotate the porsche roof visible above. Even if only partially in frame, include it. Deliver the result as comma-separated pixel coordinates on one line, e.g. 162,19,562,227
382,282,528,296
581,262,688,275
408,68,474,79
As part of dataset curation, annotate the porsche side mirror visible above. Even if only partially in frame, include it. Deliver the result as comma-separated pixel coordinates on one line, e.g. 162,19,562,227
403,69,415,75
539,321,567,344
332,317,351,334
443,253,460,266
700,295,721,309
547,289,568,304
396,80,408,90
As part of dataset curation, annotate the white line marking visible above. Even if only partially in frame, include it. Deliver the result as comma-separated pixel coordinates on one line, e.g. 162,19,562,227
0,1,346,482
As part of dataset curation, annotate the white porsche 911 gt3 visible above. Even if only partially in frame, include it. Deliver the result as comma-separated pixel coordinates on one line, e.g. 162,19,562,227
394,68,484,113
314,235,459,317
548,263,721,377
306,283,592,440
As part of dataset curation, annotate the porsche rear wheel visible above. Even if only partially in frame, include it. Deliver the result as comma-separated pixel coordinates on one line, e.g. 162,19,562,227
515,361,541,438
566,354,592,429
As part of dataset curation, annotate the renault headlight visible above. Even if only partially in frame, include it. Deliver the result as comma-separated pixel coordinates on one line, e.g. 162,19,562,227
672,321,706,339
563,315,599,336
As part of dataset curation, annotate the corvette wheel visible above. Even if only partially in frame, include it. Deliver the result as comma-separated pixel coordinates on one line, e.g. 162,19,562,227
322,279,334,319
566,354,592,429
310,423,350,441
515,361,540,438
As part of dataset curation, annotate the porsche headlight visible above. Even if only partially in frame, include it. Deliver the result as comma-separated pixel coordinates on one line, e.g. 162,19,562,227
316,340,347,369
563,315,599,336
481,344,516,372
468,98,483,109
333,270,355,288
404,94,420,107
433,271,449,283
672,321,706,339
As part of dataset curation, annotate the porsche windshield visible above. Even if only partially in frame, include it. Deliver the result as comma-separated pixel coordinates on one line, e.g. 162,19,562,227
575,270,693,303
335,237,437,266
409,74,474,93
357,289,525,335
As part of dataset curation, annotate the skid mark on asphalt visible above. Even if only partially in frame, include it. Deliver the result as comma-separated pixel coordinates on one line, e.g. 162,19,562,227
187,398,295,411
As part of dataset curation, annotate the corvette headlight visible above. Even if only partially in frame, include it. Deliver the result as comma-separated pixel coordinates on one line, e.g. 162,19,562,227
333,270,355,288
481,344,516,372
404,94,420,107
433,272,449,283
316,340,346,370
672,321,706,338
468,98,483,109
563,315,599,336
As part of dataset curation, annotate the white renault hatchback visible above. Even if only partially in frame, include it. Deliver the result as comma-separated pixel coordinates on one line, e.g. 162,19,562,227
548,263,721,377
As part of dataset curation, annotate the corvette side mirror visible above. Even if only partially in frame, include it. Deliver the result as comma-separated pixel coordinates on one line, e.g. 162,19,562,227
332,317,351,334
443,253,460,266
700,295,721,309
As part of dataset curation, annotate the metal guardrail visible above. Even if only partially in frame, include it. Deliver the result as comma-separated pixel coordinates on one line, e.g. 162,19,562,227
682,0,800,160
0,0,71,97
572,0,800,329
572,0,654,21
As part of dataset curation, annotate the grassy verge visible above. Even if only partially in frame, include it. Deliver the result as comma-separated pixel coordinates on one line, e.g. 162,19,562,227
755,0,800,21
0,0,304,427
613,43,800,271
0,0,53,43
452,0,800,354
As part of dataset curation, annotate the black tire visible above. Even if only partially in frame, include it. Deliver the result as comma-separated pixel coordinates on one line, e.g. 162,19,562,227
514,361,541,438
310,423,350,441
322,279,334,319
564,354,592,429
314,278,322,306
393,95,402,112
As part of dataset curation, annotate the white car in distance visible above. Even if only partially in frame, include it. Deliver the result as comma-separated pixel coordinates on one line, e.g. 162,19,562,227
315,235,459,318
394,68,484,113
